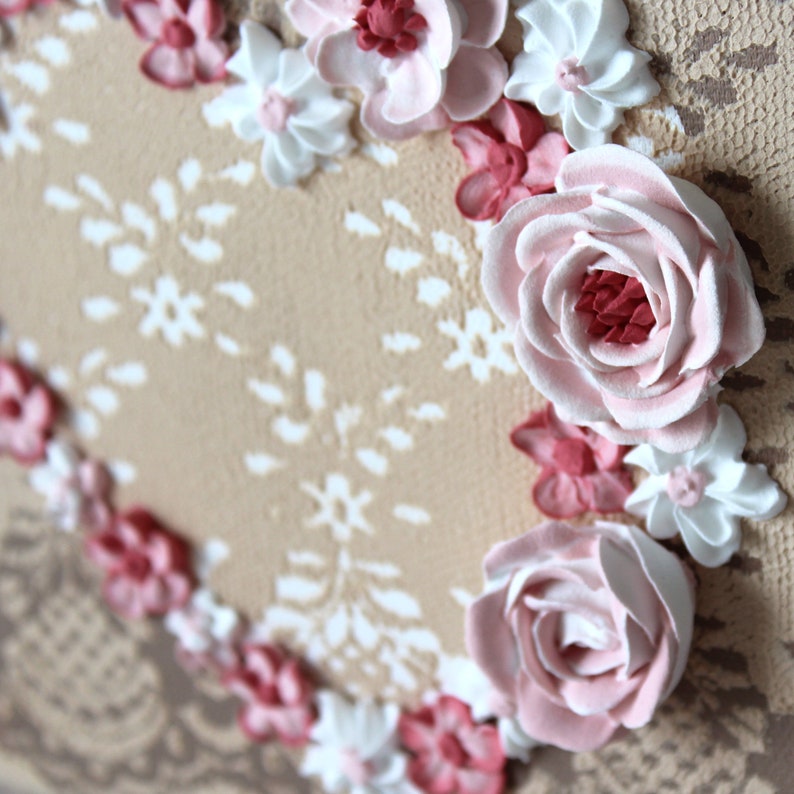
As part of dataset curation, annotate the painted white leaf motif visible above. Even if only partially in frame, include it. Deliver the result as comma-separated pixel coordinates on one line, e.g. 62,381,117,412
106,362,147,387
382,199,420,234
214,281,255,308
304,370,326,412
150,178,178,221
273,416,310,445
7,61,50,95
248,379,285,406
288,550,325,568
360,142,398,166
53,119,90,145
410,403,446,421
196,202,236,227
379,426,413,451
86,385,119,415
81,296,120,322
369,588,422,620
271,345,296,376
81,218,122,246
356,448,389,476
450,587,476,609
178,159,202,192
44,186,81,210
79,348,108,375
77,174,113,211
179,234,223,264
107,459,137,485
385,247,423,275
59,10,98,32
215,333,243,356
244,452,284,476
417,276,451,307
382,332,421,354
121,202,156,243
354,560,401,578
344,211,381,237
276,576,325,603
109,243,148,276
34,37,70,67
393,505,431,525
218,160,256,185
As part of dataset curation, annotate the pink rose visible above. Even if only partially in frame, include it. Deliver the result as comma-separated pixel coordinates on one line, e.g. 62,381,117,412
511,402,633,518
482,144,765,453
124,0,227,89
465,521,695,752
285,0,508,139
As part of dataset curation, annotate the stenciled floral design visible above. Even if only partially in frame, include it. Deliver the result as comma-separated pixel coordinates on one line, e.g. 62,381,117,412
398,694,505,794
451,98,569,222
511,402,633,518
203,22,355,188
132,274,205,346
85,507,194,619
123,0,227,89
0,359,56,465
285,0,509,139
482,144,766,453
223,642,316,746
29,439,112,531
506,0,659,150
466,521,695,752
625,404,787,567
302,691,417,794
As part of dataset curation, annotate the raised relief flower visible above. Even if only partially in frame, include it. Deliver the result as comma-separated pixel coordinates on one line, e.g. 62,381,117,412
29,440,112,532
625,404,787,567
223,642,316,746
0,359,56,465
465,521,695,752
398,695,505,794
203,22,355,187
511,402,632,518
123,0,227,89
85,507,194,619
506,0,659,150
302,691,417,794
285,0,509,140
482,145,766,453
451,99,569,222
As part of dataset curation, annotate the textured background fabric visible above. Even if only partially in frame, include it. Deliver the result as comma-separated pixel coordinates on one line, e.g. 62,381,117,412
1,0,793,790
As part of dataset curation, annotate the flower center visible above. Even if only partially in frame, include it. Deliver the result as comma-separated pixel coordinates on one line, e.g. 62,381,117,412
256,88,296,133
487,142,528,190
666,465,707,507
0,396,22,419
125,550,152,581
339,748,374,785
552,437,597,476
555,56,589,93
161,18,196,50
354,0,428,58
575,270,655,344
438,732,469,766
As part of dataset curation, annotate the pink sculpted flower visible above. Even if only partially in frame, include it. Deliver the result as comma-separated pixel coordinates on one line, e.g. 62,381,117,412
511,402,632,519
0,359,56,465
452,99,569,222
223,642,316,746
124,0,227,89
398,695,505,794
85,507,194,619
285,0,508,139
482,144,766,453
466,521,695,752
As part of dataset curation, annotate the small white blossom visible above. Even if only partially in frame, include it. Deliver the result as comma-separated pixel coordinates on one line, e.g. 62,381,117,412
506,0,659,150
203,22,355,188
625,405,787,567
301,473,373,543
302,691,418,794
132,275,205,347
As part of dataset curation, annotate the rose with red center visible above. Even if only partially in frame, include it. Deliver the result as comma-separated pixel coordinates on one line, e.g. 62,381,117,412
223,642,316,746
482,144,766,453
285,0,508,140
123,0,227,89
398,695,505,794
0,360,56,466
511,403,632,518
451,98,569,222
85,507,194,619
465,521,695,752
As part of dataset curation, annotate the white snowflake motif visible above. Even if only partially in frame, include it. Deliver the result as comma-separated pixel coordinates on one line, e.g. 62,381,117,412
0,93,39,159
132,274,205,347
302,473,373,543
437,308,518,383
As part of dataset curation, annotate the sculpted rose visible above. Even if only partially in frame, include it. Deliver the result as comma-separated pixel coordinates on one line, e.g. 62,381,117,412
482,144,765,453
465,521,695,752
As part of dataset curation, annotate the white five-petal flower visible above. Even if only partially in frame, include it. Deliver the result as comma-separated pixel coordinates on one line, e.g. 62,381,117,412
203,22,356,188
302,691,418,794
505,0,659,150
625,405,787,567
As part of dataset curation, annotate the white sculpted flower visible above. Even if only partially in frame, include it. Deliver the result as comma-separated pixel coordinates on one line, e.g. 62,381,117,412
625,405,787,567
302,691,418,794
203,21,355,187
505,0,659,150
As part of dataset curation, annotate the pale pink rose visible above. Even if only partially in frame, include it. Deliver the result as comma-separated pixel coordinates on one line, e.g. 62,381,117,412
465,521,695,752
85,507,194,619
398,695,505,794
285,0,508,139
482,144,766,453
223,643,316,746
0,359,57,466
124,0,227,89
511,402,632,519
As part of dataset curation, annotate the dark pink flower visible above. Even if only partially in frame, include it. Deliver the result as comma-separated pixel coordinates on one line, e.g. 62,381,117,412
85,507,194,619
0,359,56,466
451,99,569,222
0,0,53,18
223,643,316,746
123,0,227,89
511,403,633,519
398,695,505,794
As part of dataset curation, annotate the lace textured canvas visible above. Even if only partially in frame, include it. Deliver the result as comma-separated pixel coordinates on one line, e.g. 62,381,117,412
1,0,793,790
